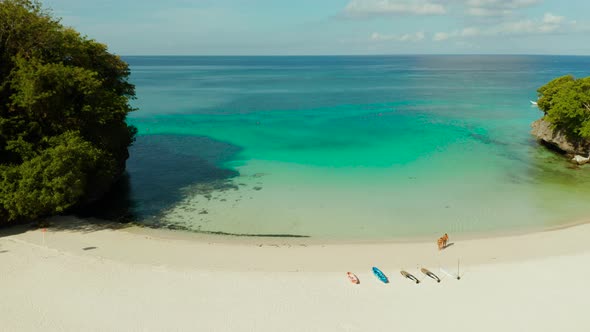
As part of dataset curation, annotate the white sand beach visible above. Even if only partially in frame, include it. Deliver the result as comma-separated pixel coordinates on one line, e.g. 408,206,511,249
1,216,589,332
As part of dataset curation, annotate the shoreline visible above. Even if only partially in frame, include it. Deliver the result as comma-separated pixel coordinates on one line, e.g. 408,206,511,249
126,214,590,246
88,217,590,268
2,215,590,331
2,215,589,271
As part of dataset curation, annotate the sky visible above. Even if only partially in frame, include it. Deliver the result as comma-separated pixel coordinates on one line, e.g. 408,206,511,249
43,0,590,55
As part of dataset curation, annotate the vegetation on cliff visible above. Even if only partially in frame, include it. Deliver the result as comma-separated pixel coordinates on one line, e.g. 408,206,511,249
537,75,590,145
0,0,136,224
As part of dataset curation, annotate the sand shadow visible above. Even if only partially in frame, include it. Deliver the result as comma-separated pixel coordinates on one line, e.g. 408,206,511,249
42,216,129,234
443,242,455,249
0,215,132,238
0,250,9,253
0,223,29,238
82,246,98,251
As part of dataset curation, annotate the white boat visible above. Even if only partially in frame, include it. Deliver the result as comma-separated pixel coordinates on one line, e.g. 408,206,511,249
530,100,538,106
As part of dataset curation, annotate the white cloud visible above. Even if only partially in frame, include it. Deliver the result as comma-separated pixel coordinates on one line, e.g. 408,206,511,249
433,27,482,40
341,0,543,19
466,7,512,17
371,31,426,42
491,12,567,34
492,20,538,34
433,32,451,41
464,0,542,17
460,27,481,37
543,13,564,25
344,0,446,17
433,12,573,41
465,0,541,9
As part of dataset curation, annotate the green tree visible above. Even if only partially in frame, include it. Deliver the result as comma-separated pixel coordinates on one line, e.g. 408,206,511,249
0,0,136,223
537,75,590,142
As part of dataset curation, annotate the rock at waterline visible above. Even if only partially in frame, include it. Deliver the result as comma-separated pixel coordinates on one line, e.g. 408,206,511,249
572,155,590,165
531,118,590,155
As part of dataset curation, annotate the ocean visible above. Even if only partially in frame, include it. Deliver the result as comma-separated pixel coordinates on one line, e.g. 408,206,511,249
84,55,590,240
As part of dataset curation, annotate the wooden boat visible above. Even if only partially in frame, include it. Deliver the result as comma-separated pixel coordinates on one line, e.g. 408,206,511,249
372,267,388,283
346,272,360,284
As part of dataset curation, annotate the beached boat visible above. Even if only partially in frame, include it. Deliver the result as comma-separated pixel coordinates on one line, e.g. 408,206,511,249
372,267,388,283
346,272,360,284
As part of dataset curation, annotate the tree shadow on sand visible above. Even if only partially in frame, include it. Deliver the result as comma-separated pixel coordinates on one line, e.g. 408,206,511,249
0,215,130,238
443,242,455,249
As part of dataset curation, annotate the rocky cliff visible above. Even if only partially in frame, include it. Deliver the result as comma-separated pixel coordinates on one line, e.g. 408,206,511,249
531,118,590,156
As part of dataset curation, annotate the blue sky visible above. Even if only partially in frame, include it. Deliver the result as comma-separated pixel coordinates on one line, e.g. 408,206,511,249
43,0,590,55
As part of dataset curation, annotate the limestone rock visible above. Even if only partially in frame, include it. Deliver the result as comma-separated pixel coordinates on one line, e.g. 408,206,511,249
572,155,590,165
531,118,590,155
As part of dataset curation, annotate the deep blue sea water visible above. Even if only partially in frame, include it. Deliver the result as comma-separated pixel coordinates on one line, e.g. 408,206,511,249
85,55,590,240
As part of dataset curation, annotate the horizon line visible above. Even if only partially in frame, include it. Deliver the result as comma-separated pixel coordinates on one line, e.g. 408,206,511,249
119,53,590,57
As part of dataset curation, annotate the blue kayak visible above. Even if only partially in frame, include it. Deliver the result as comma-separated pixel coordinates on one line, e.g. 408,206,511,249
372,267,389,283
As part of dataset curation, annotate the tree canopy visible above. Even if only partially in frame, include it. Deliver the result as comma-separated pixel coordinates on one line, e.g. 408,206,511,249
537,75,590,142
0,0,136,224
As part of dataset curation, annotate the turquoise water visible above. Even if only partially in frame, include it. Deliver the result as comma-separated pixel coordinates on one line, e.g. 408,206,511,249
88,55,590,240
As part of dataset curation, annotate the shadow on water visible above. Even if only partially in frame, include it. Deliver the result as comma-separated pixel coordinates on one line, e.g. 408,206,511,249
526,145,590,185
496,134,590,186
77,134,242,224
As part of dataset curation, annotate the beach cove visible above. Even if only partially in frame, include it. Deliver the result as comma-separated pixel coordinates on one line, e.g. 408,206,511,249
1,216,589,331
81,55,590,241
4,1,590,331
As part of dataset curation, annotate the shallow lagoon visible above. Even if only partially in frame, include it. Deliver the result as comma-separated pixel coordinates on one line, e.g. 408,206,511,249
87,55,590,240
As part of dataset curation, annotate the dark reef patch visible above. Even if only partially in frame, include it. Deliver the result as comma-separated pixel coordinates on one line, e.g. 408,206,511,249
77,134,242,223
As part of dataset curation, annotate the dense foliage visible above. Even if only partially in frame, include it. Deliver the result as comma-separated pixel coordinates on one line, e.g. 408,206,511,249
0,0,136,224
537,75,590,142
